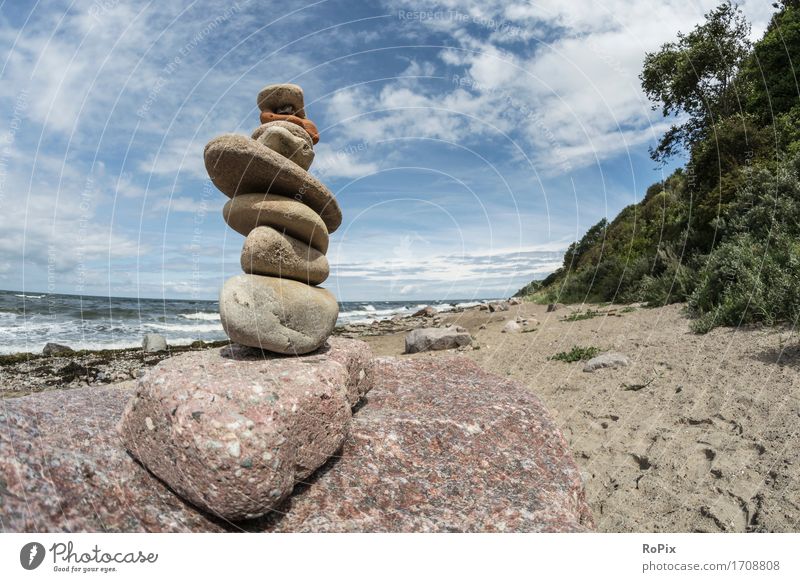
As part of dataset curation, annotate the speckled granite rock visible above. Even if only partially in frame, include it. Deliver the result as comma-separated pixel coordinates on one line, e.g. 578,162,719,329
117,338,373,521
204,134,339,231
0,356,592,532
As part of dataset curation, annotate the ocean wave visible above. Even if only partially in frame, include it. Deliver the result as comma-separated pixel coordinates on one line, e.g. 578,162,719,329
14,294,45,299
0,336,228,356
178,312,221,321
144,322,224,333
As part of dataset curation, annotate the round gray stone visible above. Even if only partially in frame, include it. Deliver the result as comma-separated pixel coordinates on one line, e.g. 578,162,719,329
256,83,305,118
219,274,338,355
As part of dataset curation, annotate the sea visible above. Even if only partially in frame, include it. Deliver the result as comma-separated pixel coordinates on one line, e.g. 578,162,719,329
0,289,496,355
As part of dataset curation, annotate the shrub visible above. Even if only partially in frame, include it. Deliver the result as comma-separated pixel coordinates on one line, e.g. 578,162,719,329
549,346,601,363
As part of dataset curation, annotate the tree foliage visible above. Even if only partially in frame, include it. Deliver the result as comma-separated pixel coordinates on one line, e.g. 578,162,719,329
640,2,751,162
517,2,800,332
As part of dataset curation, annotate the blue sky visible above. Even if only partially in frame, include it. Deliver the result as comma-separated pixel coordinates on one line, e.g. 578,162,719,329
0,0,774,302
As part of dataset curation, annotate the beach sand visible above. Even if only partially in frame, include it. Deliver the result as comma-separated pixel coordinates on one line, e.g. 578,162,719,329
359,302,800,533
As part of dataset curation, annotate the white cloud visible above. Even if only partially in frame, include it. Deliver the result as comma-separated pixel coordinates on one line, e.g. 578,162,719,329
347,0,778,173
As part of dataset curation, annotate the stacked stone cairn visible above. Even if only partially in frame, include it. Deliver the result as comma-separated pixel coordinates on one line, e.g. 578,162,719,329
117,85,376,522
205,83,341,355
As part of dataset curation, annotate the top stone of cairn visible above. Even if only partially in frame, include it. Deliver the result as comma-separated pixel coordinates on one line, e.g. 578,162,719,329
257,83,306,118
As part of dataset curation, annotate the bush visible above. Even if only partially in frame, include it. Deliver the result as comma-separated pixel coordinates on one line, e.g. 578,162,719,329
549,346,601,363
688,156,800,331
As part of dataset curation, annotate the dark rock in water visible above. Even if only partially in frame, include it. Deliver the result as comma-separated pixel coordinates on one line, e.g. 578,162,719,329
405,327,472,354
0,357,592,532
42,342,73,356
142,334,167,353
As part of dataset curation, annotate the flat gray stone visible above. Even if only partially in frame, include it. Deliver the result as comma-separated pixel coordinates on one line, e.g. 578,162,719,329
204,134,341,233
241,226,329,285
223,193,329,253
583,352,630,372
405,326,472,354
142,334,167,353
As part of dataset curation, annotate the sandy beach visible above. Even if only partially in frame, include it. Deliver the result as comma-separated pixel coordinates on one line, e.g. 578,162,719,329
357,302,800,533
2,301,798,532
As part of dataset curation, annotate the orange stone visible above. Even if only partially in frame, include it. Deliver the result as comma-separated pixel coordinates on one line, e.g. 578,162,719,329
259,111,320,144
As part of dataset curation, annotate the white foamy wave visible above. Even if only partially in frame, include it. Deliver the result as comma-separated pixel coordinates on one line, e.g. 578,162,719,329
15,294,44,299
0,336,227,355
145,322,224,333
178,312,221,321
337,305,414,325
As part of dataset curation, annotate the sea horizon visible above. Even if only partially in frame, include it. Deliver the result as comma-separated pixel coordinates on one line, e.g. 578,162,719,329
0,288,504,355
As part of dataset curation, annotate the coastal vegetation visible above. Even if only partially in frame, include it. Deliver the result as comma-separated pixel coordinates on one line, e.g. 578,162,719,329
549,345,601,363
516,1,800,332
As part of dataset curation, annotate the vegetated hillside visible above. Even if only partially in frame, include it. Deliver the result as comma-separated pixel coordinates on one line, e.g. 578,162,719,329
518,1,800,332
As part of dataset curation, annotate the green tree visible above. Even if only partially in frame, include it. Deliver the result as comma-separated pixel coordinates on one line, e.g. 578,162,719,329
742,4,800,122
640,2,752,162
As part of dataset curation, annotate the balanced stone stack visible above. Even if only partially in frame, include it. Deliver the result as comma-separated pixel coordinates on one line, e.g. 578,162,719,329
204,83,341,355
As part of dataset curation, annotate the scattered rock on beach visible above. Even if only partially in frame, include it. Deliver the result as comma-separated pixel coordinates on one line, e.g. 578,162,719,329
488,301,509,312
413,306,437,317
118,338,374,521
404,326,472,353
547,303,565,312
583,352,630,372
502,321,521,333
42,342,74,356
142,334,167,353
509,297,522,305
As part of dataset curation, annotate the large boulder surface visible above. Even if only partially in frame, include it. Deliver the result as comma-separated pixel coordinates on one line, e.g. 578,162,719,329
0,356,592,532
118,338,373,521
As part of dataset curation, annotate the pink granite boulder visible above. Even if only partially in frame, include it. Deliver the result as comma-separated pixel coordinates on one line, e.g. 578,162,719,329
117,338,374,521
0,354,592,532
